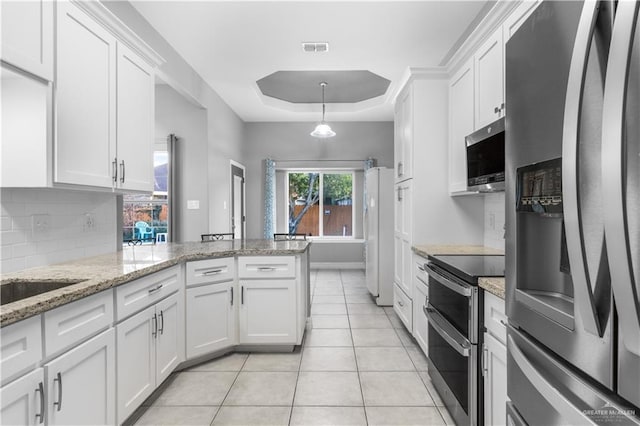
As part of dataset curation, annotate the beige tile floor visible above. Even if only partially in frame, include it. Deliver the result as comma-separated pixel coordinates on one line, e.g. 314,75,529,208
132,269,454,426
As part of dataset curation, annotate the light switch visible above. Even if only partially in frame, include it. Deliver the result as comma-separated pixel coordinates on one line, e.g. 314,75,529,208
187,200,200,210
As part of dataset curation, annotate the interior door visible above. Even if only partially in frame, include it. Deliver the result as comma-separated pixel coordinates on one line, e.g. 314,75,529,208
231,163,245,239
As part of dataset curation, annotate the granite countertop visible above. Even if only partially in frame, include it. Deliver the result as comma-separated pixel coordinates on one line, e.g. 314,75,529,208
0,239,310,327
478,277,505,300
411,244,506,299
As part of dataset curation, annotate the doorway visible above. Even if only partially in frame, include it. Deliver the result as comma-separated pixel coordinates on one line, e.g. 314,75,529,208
230,161,246,239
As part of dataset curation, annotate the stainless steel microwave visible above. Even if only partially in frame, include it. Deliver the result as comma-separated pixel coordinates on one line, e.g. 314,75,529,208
465,117,505,192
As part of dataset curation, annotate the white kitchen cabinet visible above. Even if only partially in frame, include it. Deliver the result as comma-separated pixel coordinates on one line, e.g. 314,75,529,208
448,59,475,194
186,281,236,359
55,1,158,191
483,332,508,426
55,0,117,189
239,279,297,345
394,180,413,297
412,255,429,355
45,328,115,426
393,283,412,331
116,42,155,191
0,315,42,386
483,291,507,426
0,369,45,426
0,0,53,80
474,28,504,128
394,88,413,182
117,292,181,424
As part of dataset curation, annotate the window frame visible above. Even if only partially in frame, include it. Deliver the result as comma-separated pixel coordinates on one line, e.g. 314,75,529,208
285,169,356,240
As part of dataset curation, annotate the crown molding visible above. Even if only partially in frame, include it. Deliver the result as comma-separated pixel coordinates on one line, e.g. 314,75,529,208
71,0,165,67
392,66,449,105
445,0,520,76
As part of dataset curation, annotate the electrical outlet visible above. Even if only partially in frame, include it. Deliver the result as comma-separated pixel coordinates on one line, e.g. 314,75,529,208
84,213,96,231
32,214,50,234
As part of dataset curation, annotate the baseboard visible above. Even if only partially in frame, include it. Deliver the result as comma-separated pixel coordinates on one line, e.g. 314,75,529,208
310,262,365,270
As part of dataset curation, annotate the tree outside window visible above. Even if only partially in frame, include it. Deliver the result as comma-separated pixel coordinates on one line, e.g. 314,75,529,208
287,171,353,237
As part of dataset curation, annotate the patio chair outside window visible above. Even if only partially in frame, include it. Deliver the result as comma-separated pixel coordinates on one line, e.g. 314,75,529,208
134,221,154,241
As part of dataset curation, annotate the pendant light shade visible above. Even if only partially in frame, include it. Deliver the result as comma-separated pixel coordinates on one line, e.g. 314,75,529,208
310,82,336,138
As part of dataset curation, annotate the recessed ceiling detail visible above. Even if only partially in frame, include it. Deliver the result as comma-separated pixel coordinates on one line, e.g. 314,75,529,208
256,70,391,104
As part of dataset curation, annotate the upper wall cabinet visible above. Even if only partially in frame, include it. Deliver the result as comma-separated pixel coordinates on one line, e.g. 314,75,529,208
394,88,413,182
448,59,475,194
474,27,504,129
55,1,118,188
55,1,159,191
0,0,54,81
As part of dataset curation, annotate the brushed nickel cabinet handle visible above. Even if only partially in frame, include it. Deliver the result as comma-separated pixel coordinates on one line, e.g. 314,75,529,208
230,287,234,306
53,372,62,411
35,381,45,423
152,313,158,338
203,269,223,275
120,160,125,183
159,310,164,335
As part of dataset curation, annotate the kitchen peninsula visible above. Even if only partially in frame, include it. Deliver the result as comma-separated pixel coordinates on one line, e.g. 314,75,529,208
0,240,310,425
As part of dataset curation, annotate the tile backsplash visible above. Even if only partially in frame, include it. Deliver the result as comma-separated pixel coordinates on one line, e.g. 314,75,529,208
1,188,118,274
484,192,506,251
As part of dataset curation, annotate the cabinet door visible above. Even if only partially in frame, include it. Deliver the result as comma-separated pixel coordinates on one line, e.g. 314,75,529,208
116,306,155,425
186,282,235,359
0,0,53,80
55,1,116,188
239,279,297,345
484,332,508,426
475,28,504,128
46,328,115,426
396,89,413,181
412,275,428,355
116,42,154,191
156,293,180,385
449,60,475,193
393,183,403,287
394,101,403,182
0,369,45,426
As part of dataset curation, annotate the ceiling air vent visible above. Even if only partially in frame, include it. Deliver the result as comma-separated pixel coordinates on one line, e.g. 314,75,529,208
302,42,329,53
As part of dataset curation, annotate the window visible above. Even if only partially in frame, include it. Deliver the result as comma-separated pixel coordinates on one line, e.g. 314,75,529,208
287,171,354,238
122,151,168,244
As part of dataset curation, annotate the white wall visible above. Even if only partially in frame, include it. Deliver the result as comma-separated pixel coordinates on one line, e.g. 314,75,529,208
484,192,505,251
0,189,118,273
155,85,209,242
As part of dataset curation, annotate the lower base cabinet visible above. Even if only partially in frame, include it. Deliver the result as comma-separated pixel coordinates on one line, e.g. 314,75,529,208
483,331,508,426
239,279,297,345
186,281,236,359
117,292,180,424
412,277,428,354
45,328,115,426
0,368,45,425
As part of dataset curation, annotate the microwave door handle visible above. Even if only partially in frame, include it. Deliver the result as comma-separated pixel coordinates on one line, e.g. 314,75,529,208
424,306,470,357
561,0,603,337
424,265,472,297
602,0,640,356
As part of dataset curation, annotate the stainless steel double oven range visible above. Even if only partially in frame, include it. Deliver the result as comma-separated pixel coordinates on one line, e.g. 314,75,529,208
424,254,505,426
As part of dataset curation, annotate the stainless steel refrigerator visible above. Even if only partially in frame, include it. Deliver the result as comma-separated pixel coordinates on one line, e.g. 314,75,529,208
364,167,394,306
505,1,640,424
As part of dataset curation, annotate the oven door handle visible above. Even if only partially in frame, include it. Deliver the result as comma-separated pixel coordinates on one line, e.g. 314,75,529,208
425,264,472,297
424,305,470,357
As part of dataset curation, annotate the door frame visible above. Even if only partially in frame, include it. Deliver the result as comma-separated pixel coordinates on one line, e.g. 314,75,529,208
230,160,246,239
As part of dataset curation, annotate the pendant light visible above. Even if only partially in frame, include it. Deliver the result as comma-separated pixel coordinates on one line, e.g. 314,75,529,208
310,82,336,138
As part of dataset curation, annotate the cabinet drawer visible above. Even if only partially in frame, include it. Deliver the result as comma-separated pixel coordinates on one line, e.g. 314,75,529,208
484,290,507,345
414,254,428,286
238,256,295,279
0,315,42,384
116,266,180,321
186,257,234,287
393,283,413,331
44,289,113,357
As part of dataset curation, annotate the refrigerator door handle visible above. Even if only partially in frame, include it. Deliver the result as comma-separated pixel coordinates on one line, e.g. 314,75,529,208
508,334,596,426
561,0,603,337
602,0,640,356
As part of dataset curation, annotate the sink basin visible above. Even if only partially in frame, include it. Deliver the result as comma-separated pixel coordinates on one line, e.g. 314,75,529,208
1,280,86,306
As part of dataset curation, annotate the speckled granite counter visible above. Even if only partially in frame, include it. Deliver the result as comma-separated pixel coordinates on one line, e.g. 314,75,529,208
478,277,505,300
0,240,310,327
412,244,504,258
412,244,505,299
